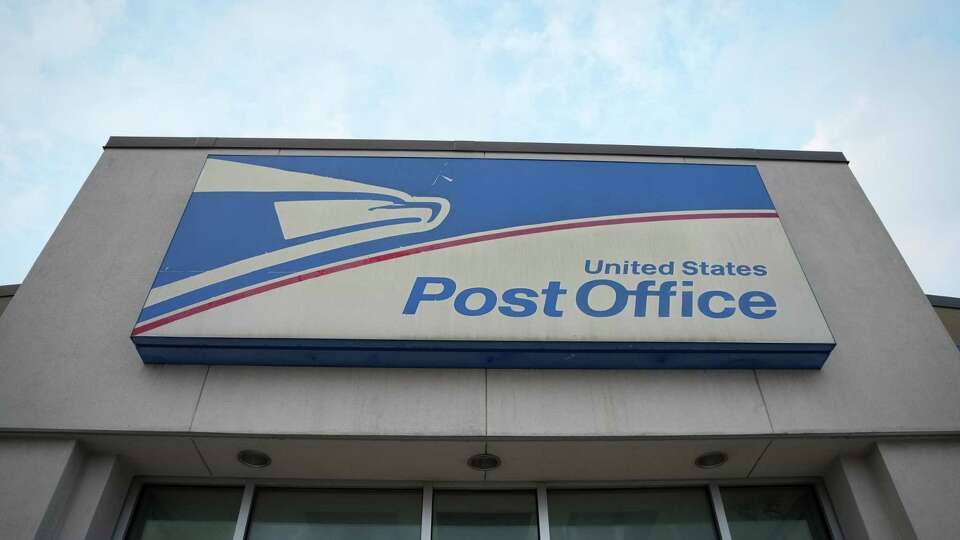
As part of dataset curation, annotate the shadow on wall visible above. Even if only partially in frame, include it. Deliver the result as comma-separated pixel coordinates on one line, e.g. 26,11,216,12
929,295,960,346
0,285,17,318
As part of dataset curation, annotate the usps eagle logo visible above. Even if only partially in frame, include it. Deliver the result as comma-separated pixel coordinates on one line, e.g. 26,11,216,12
134,157,450,332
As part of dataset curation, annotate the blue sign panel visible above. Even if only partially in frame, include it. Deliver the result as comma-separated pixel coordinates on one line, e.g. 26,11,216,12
132,155,834,368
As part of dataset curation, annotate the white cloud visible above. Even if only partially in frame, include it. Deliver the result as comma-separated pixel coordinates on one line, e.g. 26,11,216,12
796,7,960,296
804,92,960,295
0,183,56,237
0,0,956,296
23,0,123,59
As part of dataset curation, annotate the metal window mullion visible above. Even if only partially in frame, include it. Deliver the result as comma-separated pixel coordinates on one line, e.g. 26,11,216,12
814,482,845,540
111,479,143,540
421,485,433,540
537,486,551,540
232,481,256,540
708,483,733,540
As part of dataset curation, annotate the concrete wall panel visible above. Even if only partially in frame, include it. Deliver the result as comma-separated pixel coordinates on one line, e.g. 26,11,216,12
756,161,960,433
192,366,485,436
486,369,772,437
0,150,210,432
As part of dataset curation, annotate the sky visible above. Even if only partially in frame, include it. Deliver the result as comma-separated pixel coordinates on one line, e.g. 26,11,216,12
0,0,958,296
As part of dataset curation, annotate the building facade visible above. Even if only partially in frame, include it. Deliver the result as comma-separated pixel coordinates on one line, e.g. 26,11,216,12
0,137,958,540
929,295,960,346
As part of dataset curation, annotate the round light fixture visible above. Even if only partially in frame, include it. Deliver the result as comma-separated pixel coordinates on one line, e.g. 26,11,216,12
467,453,502,471
694,451,728,469
237,449,272,469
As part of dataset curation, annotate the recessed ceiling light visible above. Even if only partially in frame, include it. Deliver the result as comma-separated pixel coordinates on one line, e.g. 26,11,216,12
467,453,502,471
237,449,272,469
694,451,728,469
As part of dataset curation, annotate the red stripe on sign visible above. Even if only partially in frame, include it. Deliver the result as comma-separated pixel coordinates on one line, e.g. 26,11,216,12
132,211,778,335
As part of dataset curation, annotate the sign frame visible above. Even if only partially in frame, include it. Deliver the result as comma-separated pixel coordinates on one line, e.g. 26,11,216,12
131,154,835,369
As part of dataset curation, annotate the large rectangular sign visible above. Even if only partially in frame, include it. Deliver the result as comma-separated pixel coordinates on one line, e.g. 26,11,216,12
132,155,834,368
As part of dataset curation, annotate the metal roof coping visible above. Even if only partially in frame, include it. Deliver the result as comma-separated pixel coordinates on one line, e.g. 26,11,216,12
103,137,848,163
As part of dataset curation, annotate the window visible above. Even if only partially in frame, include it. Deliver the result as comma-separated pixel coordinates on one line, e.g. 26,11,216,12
549,488,719,540
125,485,243,540
120,483,838,540
432,490,539,540
721,486,832,540
246,488,421,540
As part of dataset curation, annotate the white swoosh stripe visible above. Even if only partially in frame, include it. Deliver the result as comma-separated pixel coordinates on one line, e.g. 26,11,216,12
143,209,762,310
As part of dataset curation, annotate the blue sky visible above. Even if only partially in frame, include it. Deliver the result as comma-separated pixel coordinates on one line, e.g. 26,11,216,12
1,0,958,295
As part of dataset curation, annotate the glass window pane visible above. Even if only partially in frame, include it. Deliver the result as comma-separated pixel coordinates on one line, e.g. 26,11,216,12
433,490,538,540
548,488,719,540
721,486,831,540
125,485,243,540
246,488,421,540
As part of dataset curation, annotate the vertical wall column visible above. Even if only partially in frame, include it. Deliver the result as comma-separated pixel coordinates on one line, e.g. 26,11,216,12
827,440,960,539
0,439,133,540
57,453,132,540
824,445,916,540
0,439,81,540
873,440,960,539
